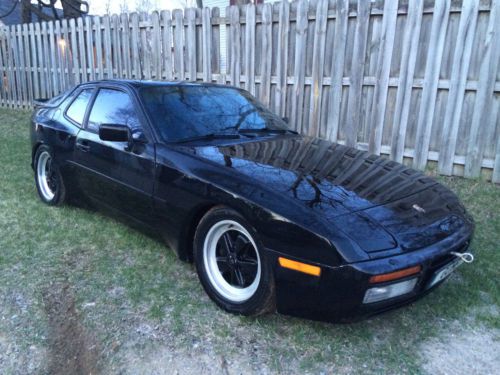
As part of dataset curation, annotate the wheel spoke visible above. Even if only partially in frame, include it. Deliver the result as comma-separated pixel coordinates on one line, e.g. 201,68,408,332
221,232,234,254
238,259,258,268
234,267,245,287
233,234,249,254
216,256,230,273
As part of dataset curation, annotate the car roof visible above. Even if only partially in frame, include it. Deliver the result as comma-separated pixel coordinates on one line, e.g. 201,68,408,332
78,79,237,90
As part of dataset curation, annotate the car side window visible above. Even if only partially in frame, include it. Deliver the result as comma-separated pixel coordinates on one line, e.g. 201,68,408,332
87,89,141,133
66,89,93,126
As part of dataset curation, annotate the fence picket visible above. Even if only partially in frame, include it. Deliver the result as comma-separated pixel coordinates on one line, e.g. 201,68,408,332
173,10,184,80
0,2,497,181
244,4,256,94
308,0,329,137
260,4,272,106
464,0,500,178
438,0,480,175
275,0,289,117
368,0,397,154
290,0,308,133
390,0,423,162
345,0,370,147
202,7,212,82
326,0,348,142
413,0,450,171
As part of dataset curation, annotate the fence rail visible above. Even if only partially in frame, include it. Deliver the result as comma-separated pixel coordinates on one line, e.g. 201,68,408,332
0,0,499,181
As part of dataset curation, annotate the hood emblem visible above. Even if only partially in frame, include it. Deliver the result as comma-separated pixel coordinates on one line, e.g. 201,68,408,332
412,204,426,214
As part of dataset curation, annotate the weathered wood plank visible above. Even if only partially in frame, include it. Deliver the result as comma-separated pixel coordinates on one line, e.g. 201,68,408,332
6,27,17,106
22,23,33,104
48,21,58,96
390,0,424,162
102,15,113,79
186,8,197,81
160,10,172,80
94,16,104,80
438,0,480,175
28,23,39,99
275,0,289,117
493,104,500,183
112,14,122,78
290,0,309,132
69,18,79,84
140,13,152,80
85,16,96,81
229,6,241,87
413,0,451,171
211,8,220,76
244,4,256,94
173,9,185,80
130,12,141,79
34,22,46,97
202,7,212,82
16,24,28,106
0,30,8,105
308,0,329,137
465,0,500,177
345,0,370,147
42,21,53,96
121,13,132,79
151,11,162,80
327,0,349,142
260,4,272,106
367,0,398,154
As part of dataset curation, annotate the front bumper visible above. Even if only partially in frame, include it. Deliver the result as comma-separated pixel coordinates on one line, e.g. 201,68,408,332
270,231,472,323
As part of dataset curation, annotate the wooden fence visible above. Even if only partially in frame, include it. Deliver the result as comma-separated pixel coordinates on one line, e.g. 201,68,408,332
0,0,499,181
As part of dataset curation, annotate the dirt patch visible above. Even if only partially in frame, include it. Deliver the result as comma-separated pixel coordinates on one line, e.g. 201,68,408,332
42,282,100,375
419,325,500,375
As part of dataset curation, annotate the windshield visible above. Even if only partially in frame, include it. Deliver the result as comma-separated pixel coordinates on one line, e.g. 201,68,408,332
140,85,289,142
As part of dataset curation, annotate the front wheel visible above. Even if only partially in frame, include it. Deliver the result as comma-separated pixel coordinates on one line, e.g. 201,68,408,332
34,145,66,206
194,207,275,316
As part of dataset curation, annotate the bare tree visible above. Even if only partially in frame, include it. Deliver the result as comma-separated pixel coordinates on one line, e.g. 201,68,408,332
21,0,89,23
135,0,159,13
119,0,130,14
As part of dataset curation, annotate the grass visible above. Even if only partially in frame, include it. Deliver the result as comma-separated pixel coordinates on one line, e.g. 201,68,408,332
0,108,498,374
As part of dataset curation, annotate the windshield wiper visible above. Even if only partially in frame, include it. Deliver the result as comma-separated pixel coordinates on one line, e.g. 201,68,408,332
238,128,298,135
173,133,240,144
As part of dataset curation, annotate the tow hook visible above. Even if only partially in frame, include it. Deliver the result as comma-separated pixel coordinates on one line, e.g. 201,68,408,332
450,251,474,263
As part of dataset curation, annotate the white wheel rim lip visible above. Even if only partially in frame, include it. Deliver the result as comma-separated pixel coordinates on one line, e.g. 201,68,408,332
203,220,261,303
37,151,55,201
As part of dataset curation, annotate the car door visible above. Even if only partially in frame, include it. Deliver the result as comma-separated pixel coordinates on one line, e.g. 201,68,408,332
73,86,156,223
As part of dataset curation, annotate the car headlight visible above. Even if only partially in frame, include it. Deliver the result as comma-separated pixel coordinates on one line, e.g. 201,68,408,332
363,278,418,304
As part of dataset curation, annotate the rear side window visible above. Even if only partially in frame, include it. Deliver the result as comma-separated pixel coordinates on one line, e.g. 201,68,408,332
66,89,93,125
87,89,141,133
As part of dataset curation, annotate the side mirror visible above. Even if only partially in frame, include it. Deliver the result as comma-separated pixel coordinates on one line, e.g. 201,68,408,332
99,124,130,142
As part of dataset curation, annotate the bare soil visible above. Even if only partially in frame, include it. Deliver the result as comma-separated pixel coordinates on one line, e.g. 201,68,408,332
42,282,100,375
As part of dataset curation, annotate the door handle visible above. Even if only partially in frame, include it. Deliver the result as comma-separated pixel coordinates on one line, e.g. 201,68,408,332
76,140,90,152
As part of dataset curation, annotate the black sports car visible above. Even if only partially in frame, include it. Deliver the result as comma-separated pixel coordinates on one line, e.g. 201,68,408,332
30,80,474,322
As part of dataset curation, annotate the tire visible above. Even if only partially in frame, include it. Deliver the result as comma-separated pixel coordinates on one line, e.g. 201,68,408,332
194,206,275,316
34,145,67,206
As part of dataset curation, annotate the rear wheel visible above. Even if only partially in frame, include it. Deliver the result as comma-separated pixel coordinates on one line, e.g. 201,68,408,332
34,145,66,206
194,207,274,316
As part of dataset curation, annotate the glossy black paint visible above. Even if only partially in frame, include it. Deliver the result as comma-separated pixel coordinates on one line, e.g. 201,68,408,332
31,80,474,322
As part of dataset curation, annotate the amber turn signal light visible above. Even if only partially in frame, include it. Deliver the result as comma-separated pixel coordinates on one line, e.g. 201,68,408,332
278,257,321,276
369,265,421,284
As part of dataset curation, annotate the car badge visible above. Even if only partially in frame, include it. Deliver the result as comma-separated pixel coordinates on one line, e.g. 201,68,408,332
412,204,426,214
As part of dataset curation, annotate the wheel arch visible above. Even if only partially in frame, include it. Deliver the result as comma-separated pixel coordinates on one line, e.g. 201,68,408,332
175,198,261,263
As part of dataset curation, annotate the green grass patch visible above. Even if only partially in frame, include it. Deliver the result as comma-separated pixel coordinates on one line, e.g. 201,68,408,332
0,108,498,373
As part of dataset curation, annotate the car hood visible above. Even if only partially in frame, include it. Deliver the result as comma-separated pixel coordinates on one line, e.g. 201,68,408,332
189,135,437,215
178,135,472,257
